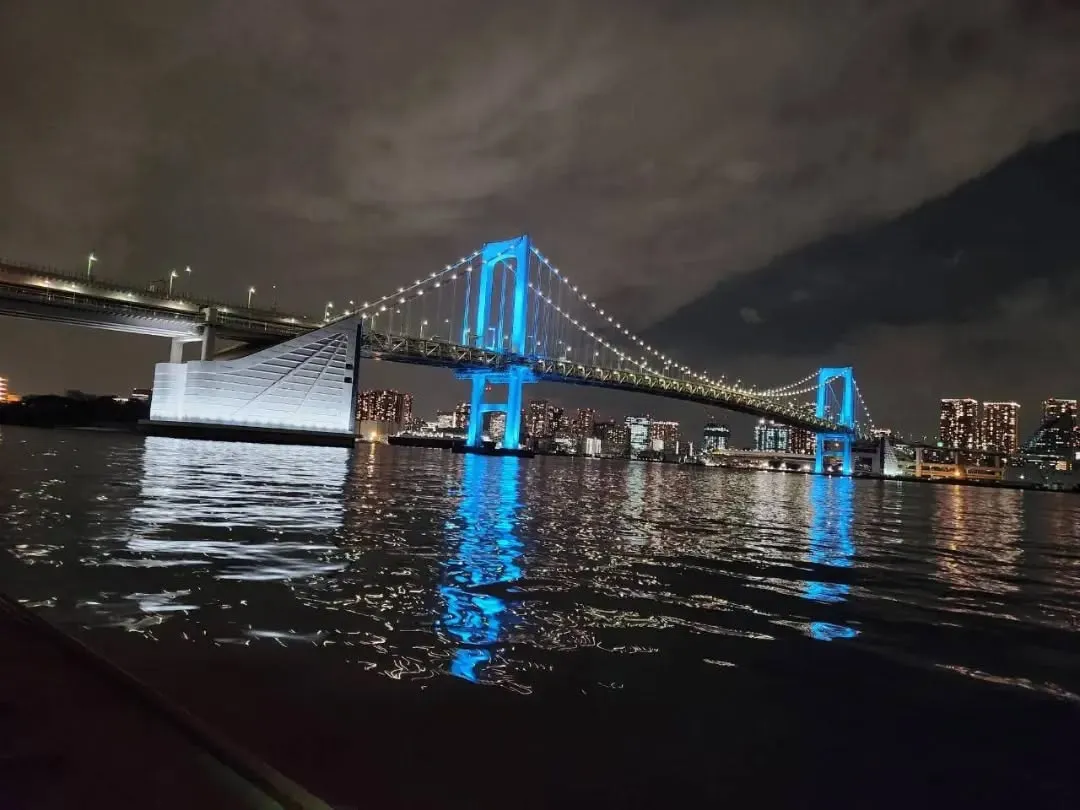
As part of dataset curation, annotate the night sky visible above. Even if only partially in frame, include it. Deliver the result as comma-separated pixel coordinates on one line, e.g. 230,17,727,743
2,1,1079,441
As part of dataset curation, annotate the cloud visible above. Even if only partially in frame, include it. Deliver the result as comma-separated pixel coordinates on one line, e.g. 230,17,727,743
739,307,763,324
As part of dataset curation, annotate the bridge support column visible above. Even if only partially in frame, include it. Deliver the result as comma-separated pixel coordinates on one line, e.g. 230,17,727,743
458,366,534,450
169,338,186,363
814,367,855,475
200,325,216,361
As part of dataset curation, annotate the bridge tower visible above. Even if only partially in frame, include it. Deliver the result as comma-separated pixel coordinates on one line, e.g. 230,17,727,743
456,235,535,450
814,367,855,475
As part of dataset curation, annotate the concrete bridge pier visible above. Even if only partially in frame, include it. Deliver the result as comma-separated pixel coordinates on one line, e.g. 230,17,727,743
200,325,216,361
168,336,201,363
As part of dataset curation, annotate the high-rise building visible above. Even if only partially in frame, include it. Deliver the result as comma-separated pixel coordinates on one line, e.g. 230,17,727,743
754,419,790,452
552,406,570,439
788,426,815,455
527,400,555,439
626,416,651,456
649,420,680,453
939,398,979,450
358,389,413,424
594,420,629,456
483,411,507,443
980,402,1020,455
0,377,8,402
453,401,471,430
436,411,455,430
571,408,596,441
701,423,730,453
1030,398,1077,459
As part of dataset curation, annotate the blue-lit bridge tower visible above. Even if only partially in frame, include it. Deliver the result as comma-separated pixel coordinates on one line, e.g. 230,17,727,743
814,367,855,475
457,235,536,451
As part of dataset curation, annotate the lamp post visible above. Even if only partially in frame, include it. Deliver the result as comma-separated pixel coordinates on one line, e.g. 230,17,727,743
184,266,191,294
324,301,334,322
420,319,428,338
247,286,255,307
87,252,97,279
168,269,178,296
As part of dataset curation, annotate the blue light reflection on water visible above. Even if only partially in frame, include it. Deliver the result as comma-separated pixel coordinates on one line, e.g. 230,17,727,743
805,475,858,641
439,455,524,682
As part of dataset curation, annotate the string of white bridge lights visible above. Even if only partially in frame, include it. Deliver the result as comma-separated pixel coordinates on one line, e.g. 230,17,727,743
342,244,830,405
529,247,819,399
853,380,876,433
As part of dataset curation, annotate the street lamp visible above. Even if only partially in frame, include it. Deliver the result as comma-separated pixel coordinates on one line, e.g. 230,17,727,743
324,301,334,321
168,269,178,296
247,286,255,307
420,319,428,338
271,285,277,309
87,252,97,279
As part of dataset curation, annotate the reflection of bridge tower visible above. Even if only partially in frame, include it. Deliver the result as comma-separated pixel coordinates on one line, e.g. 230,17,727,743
438,455,524,682
805,475,857,640
814,367,855,475
456,236,535,451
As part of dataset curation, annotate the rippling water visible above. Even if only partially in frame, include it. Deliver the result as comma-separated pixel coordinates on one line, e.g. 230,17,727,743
2,426,1079,806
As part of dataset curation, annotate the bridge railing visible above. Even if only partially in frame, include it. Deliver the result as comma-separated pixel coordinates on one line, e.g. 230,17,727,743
0,278,311,339
0,259,315,326
361,330,852,434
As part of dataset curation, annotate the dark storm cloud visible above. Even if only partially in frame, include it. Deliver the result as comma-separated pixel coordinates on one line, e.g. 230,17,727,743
2,0,1080,431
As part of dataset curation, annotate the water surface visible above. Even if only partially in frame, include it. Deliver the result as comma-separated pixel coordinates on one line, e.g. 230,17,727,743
2,427,1078,807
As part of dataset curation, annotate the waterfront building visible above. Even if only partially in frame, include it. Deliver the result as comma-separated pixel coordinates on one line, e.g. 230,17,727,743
527,399,555,439
483,411,507,443
436,410,455,430
754,419,790,452
453,401,471,430
626,416,651,456
1028,398,1078,461
0,376,8,402
571,408,596,441
939,398,979,450
649,420,680,454
701,423,730,453
980,402,1020,455
358,389,413,425
595,420,629,457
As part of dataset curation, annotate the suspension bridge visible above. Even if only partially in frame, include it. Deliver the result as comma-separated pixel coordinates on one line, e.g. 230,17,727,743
0,235,878,474
338,235,875,473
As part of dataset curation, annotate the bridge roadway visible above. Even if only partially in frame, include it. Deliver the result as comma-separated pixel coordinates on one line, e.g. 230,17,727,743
0,259,316,343
360,330,852,435
0,260,854,435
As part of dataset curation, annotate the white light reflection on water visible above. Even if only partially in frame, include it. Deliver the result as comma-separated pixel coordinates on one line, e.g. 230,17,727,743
4,429,1080,703
116,437,349,583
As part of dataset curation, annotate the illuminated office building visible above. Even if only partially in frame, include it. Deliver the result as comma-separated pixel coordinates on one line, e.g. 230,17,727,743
483,411,507,443
595,420,629,457
436,411,455,430
571,408,596,441
0,377,7,402
626,416,651,456
754,419,790,452
1030,398,1078,459
980,402,1020,455
358,389,413,425
939,398,979,450
453,401,471,430
701,423,730,453
552,406,570,439
527,400,555,439
649,420,680,453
